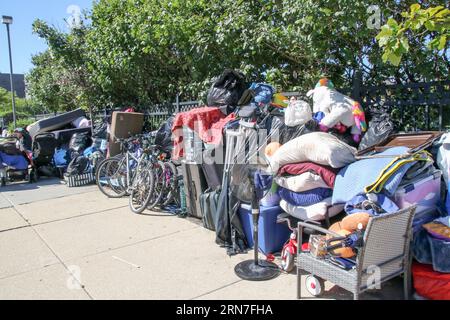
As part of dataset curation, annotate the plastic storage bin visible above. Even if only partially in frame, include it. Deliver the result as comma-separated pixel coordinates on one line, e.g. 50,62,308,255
394,170,441,214
238,204,290,255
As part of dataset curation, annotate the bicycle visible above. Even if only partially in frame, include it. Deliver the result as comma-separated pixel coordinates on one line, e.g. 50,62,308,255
96,134,148,198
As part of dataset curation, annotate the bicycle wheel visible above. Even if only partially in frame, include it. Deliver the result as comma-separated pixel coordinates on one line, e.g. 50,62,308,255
129,160,155,214
160,161,179,207
96,157,128,198
146,161,166,209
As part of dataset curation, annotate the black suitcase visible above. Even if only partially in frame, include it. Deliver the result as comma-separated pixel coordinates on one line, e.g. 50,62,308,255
199,188,220,231
201,143,225,190
181,161,207,218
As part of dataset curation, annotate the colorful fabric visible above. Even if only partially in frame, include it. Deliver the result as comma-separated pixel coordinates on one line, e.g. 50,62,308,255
172,106,235,160
278,162,338,188
352,102,367,132
277,187,332,207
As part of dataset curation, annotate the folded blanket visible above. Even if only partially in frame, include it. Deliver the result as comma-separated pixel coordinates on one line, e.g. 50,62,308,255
280,198,344,221
332,147,429,204
274,172,330,193
278,162,338,188
277,187,332,207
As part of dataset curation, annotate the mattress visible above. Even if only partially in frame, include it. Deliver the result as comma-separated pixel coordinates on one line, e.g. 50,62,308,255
28,109,86,138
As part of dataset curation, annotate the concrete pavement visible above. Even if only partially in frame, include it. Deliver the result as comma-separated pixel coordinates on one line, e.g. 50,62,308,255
0,178,404,300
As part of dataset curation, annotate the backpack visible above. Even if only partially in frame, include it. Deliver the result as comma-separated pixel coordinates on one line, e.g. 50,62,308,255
249,83,275,105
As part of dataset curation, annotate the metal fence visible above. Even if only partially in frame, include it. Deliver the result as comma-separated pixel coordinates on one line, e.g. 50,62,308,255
34,80,450,132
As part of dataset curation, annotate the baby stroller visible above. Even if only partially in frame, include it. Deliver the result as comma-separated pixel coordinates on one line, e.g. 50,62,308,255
0,136,36,186
32,132,58,178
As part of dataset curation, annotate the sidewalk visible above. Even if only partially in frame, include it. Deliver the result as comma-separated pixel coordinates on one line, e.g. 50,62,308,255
0,179,404,299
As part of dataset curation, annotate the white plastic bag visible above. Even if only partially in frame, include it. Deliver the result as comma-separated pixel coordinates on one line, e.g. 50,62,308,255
284,100,312,127
437,133,450,186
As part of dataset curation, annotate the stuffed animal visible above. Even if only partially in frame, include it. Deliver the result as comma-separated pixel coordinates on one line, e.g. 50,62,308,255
265,142,282,157
326,212,370,258
307,78,367,143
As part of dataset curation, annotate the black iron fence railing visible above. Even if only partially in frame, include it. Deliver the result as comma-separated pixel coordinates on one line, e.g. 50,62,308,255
33,80,450,132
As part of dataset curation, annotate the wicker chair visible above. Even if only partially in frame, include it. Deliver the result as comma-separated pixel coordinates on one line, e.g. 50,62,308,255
296,206,416,300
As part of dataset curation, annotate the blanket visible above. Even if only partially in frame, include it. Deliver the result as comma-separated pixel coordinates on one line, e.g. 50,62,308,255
277,187,332,207
280,198,344,221
172,107,235,160
332,146,429,204
0,151,28,170
278,162,338,188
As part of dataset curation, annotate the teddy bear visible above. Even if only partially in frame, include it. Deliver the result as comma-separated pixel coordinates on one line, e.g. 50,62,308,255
306,78,367,144
327,212,370,258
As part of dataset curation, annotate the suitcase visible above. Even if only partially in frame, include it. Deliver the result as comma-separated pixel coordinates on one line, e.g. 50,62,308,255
181,161,207,218
201,143,225,190
199,188,220,231
109,112,144,157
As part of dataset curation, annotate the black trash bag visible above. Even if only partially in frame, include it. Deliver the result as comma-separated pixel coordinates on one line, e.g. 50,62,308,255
69,132,91,153
358,116,395,151
93,119,108,140
207,69,247,115
154,116,174,154
66,155,90,176
279,120,318,145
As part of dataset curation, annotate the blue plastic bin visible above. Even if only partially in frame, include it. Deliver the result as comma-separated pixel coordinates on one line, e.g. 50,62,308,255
238,203,291,255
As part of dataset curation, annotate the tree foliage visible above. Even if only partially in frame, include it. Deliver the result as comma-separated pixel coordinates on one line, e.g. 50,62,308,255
376,4,449,66
26,0,450,112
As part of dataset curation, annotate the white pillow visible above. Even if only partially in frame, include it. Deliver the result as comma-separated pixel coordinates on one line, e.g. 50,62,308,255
284,100,312,127
269,132,356,172
280,198,344,221
274,172,330,193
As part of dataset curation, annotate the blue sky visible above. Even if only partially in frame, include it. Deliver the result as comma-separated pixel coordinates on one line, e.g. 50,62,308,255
0,0,93,74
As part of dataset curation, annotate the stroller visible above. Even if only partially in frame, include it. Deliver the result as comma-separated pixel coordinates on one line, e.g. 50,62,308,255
32,133,58,179
0,136,36,186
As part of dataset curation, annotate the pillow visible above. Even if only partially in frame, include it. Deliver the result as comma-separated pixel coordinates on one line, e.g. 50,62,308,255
280,198,344,221
274,172,330,193
269,132,356,173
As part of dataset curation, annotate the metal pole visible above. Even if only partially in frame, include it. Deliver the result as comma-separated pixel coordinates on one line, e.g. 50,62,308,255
5,23,17,129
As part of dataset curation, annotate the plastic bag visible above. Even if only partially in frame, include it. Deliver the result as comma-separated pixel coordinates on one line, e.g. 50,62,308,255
66,155,90,176
206,69,247,113
154,116,174,154
358,117,395,151
69,132,91,154
284,100,312,127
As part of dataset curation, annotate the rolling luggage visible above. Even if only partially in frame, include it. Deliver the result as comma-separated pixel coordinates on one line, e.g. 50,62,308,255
199,188,220,231
201,143,225,190
181,161,207,218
